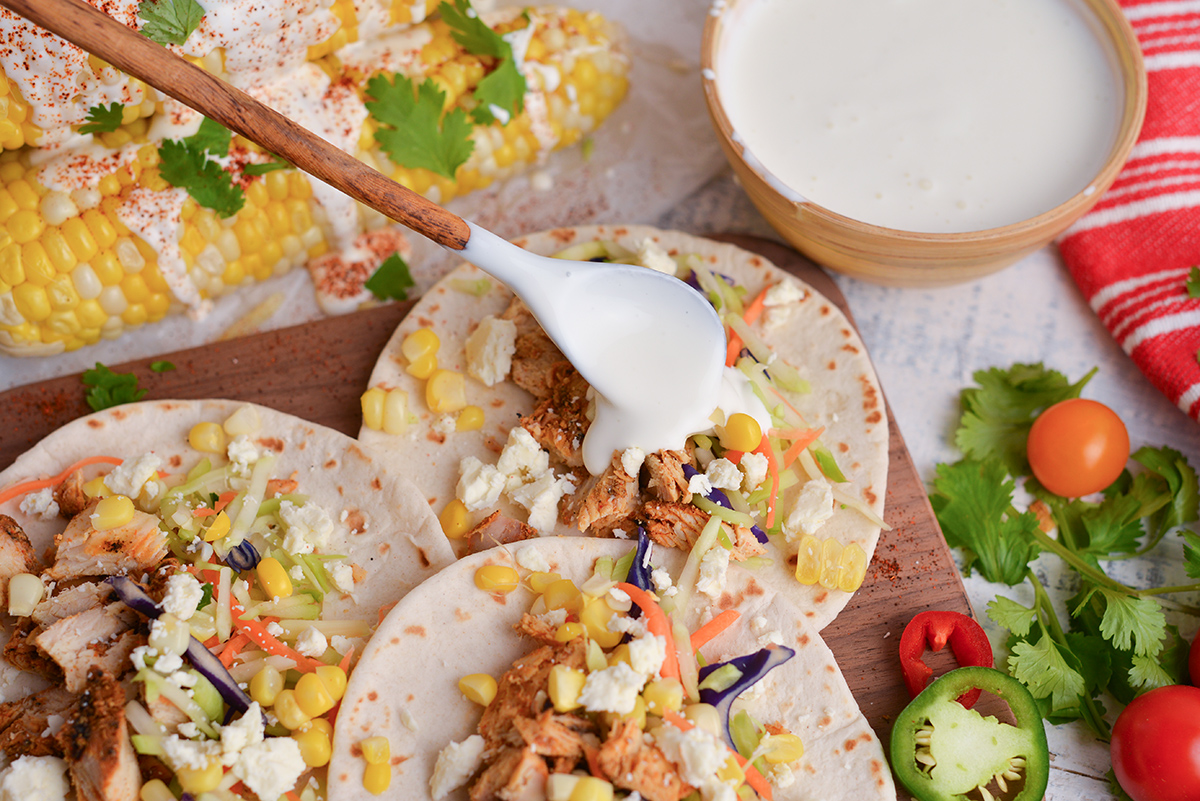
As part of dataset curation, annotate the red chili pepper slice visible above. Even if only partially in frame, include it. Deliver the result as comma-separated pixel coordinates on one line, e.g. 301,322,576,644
899,610,994,708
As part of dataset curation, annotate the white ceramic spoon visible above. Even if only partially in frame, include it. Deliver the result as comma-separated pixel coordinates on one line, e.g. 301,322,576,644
5,0,727,470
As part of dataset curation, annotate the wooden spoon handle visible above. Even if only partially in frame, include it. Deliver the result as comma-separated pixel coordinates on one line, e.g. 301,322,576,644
0,0,472,250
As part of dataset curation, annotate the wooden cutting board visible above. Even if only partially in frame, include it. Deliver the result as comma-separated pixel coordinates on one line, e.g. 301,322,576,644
0,235,972,798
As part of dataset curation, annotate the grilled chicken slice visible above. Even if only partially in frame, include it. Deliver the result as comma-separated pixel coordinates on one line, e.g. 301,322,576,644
466,512,538,555
46,501,168,581
597,719,692,801
31,581,112,628
469,746,548,801
644,450,691,503
642,502,764,561
513,710,596,759
500,298,568,400
0,515,41,608
59,670,141,801
0,685,75,758
3,618,62,679
560,453,638,535
35,603,142,692
520,365,591,468
478,639,586,755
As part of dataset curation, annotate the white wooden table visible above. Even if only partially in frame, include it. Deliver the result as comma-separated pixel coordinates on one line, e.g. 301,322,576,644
660,168,1200,800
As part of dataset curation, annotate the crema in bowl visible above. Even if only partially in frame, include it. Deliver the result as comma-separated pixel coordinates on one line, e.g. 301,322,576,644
715,0,1124,234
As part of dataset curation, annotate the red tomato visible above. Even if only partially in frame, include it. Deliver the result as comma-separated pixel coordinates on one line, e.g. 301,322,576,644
1111,685,1200,801
1026,398,1129,497
1191,632,1200,686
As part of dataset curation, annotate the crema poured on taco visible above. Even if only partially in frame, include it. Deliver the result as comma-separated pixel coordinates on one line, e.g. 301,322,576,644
359,226,889,630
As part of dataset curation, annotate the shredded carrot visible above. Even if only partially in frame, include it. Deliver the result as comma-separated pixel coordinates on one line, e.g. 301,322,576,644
214,490,238,513
690,609,741,652
285,792,302,801
780,427,825,470
378,600,400,626
662,710,774,801
723,450,745,465
768,387,808,424
192,508,218,518
202,634,220,650
229,598,323,672
218,632,252,667
724,283,776,367
615,583,679,681
0,455,123,507
754,440,781,529
338,646,355,674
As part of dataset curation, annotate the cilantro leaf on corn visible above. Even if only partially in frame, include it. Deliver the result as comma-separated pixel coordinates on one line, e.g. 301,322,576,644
365,74,474,180
137,0,205,46
439,0,528,125
158,119,244,218
80,103,126,135
364,252,416,301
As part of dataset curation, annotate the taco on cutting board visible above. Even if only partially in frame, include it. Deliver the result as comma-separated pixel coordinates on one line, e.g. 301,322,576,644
359,226,889,631
328,535,895,801
0,400,454,799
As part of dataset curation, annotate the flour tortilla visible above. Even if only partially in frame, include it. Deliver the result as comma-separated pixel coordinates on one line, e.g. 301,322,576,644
327,537,895,801
0,400,456,701
359,226,889,630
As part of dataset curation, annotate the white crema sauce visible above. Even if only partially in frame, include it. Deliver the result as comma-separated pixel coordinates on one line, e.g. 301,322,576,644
717,0,1122,233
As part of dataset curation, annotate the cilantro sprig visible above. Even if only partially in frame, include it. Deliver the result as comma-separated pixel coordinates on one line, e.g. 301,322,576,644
932,363,1200,738
365,74,475,180
158,118,244,217
137,0,205,46
82,363,147,412
80,103,125,135
439,0,528,125
364,252,416,301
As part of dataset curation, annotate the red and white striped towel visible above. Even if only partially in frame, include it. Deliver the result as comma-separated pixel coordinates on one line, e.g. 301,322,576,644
1058,0,1200,420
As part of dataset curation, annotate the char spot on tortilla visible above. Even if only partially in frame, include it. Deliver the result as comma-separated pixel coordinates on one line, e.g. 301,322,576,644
338,773,348,782
455,608,470,621
490,592,508,605
379,543,391,555
797,633,809,646
87,420,103,429
825,665,835,674
820,306,831,316
169,455,182,468
345,510,366,534
805,764,817,775
614,227,629,238
717,591,742,610
859,374,880,410
746,580,763,596
871,759,884,776
864,488,878,505
490,399,505,408
404,625,427,637
852,462,862,471
550,229,575,244
838,442,850,453
842,344,860,355
820,715,833,728
407,694,414,701
841,328,851,339
786,554,798,568
337,486,344,496
418,548,430,568
112,409,128,420
750,257,762,267
348,444,371,463
324,459,338,469
298,441,308,451
370,478,382,490
428,431,446,445
846,733,871,751
258,437,284,453
390,756,409,766
417,316,434,327
827,361,837,370
368,691,378,701
814,591,827,604
805,610,815,618
866,411,882,425
429,303,441,315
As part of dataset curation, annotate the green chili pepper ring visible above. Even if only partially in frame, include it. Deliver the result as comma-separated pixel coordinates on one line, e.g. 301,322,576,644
891,667,1049,801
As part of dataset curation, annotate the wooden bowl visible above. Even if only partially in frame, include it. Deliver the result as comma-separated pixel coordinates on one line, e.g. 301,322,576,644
701,0,1147,287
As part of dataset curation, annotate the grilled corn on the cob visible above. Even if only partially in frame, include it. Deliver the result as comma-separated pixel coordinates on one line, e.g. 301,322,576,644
0,6,628,355
0,0,443,151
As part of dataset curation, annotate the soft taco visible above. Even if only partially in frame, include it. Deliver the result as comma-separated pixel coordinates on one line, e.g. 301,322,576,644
327,535,895,801
359,226,889,630
0,400,455,799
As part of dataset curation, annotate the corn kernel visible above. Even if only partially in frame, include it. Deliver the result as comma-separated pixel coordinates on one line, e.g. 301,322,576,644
315,664,348,702
837,542,868,592
363,762,391,795
203,510,231,542
548,664,585,712
188,421,226,453
794,535,821,585
360,736,390,765
382,387,409,435
568,775,614,801
527,571,560,593
92,494,134,530
456,405,484,431
718,413,763,452
401,327,440,361
426,369,466,413
82,476,108,498
642,678,684,714
273,689,311,730
175,759,223,794
305,717,334,739
439,499,471,539
818,537,842,590
458,673,497,706
579,597,621,648
361,387,385,430
295,671,336,717
474,564,519,594
7,572,44,616
139,778,175,801
406,352,438,380
716,754,745,786
257,556,294,599
683,703,722,735
249,663,284,706
293,724,333,768
542,579,582,614
148,613,191,656
763,733,805,764
555,622,585,642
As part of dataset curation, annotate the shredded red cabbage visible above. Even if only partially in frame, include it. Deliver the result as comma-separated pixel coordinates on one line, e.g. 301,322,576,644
698,645,795,748
683,464,769,544
224,540,261,572
627,527,654,593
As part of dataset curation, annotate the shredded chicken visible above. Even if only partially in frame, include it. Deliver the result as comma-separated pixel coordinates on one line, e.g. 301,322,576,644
3,618,62,679
644,450,691,503
58,670,141,801
478,639,586,755
500,299,568,400
513,613,560,646
597,719,693,801
642,502,764,561
520,365,591,468
466,512,538,555
470,746,549,801
0,515,41,607
513,710,596,759
54,470,91,519
46,501,169,581
560,453,638,535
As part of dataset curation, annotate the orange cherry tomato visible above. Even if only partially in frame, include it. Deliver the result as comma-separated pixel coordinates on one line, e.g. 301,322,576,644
1026,398,1129,497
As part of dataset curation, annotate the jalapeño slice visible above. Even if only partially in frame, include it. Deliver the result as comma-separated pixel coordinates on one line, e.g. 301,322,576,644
891,667,1049,801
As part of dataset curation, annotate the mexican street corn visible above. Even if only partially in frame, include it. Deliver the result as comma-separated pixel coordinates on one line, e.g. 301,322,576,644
0,5,629,355
0,0,443,151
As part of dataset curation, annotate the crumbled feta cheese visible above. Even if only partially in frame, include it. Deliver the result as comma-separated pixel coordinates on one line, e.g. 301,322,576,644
771,763,796,788
653,725,732,789
153,652,183,675
231,737,306,800
104,453,162,499
496,427,550,488
696,547,730,601
651,569,675,595
578,663,646,714
0,755,69,801
161,573,204,621
464,315,517,387
763,280,805,307
510,473,572,533
18,487,59,521
750,616,769,635
739,452,769,491
177,722,200,739
607,586,631,610
331,635,366,656
162,735,221,771
169,671,199,689
433,415,456,436
637,238,678,275
457,456,505,511
782,479,835,541
219,703,265,766
266,621,285,638
279,501,336,554
296,627,328,658
430,735,486,800
537,608,568,628
226,436,260,475
621,447,646,477
329,561,356,595
687,473,713,497
705,458,742,492
608,614,648,637
515,545,551,573
129,645,152,671
289,565,306,581
628,633,667,678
